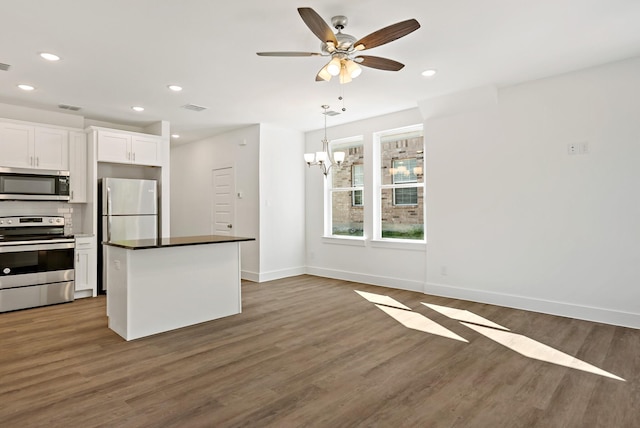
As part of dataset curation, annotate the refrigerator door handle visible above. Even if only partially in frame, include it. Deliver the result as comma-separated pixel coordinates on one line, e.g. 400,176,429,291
106,186,112,242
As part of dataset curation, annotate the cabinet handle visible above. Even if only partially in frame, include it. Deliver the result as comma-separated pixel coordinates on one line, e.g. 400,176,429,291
36,157,39,167
30,156,34,166
133,152,136,162
76,254,79,262
71,190,74,200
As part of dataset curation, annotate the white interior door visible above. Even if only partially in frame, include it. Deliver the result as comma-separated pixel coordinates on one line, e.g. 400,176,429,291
212,167,235,236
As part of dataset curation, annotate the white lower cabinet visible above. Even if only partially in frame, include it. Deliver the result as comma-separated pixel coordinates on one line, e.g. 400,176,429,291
75,236,97,297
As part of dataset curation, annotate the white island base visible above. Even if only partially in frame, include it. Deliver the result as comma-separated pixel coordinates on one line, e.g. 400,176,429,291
105,237,248,341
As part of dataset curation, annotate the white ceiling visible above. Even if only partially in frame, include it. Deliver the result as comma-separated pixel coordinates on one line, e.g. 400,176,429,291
1,0,640,144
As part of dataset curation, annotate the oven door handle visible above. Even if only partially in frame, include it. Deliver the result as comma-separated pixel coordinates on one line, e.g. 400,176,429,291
106,186,112,242
0,242,75,253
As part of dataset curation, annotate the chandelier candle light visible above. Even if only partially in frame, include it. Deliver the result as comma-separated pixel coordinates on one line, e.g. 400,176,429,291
304,105,345,176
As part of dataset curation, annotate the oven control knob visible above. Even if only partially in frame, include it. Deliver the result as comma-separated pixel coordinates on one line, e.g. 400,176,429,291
6,220,11,224
0,220,3,224
49,219,54,223
2,268,9,275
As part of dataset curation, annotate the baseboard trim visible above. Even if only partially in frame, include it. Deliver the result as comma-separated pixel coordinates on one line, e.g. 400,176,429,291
425,281,640,330
258,267,306,283
305,266,424,293
241,270,259,282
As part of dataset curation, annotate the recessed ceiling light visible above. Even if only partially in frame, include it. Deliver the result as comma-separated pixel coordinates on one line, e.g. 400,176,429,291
171,134,180,139
131,106,145,112
167,85,183,92
18,84,35,91
421,69,437,77
40,52,60,61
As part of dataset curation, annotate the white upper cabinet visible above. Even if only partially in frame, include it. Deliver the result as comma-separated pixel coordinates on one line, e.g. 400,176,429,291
0,122,68,170
97,130,162,166
0,122,35,168
34,127,69,170
131,135,162,166
68,131,87,203
96,130,130,163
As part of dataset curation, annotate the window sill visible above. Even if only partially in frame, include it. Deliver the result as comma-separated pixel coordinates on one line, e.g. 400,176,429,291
370,239,426,251
322,236,366,247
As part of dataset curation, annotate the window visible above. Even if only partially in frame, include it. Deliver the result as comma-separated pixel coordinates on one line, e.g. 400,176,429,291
352,164,363,206
377,126,424,241
328,138,364,237
392,159,418,206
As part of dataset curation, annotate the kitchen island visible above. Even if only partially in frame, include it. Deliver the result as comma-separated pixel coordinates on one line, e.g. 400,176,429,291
104,235,254,341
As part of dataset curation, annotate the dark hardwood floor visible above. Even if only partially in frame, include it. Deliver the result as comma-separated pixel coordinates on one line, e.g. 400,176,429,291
1,275,638,427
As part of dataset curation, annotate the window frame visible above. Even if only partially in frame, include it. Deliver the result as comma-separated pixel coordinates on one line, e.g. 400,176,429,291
373,124,425,243
324,136,365,239
351,164,364,207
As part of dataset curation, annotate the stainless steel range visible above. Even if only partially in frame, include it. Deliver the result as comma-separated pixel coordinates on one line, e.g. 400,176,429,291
0,216,75,313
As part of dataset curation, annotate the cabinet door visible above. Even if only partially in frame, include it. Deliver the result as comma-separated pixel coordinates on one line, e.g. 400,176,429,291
34,127,69,170
131,136,162,166
0,122,34,168
69,131,87,203
97,131,131,164
75,249,91,291
75,237,97,295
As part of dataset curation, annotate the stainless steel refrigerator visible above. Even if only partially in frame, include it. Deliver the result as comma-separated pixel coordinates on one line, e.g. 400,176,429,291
98,177,158,293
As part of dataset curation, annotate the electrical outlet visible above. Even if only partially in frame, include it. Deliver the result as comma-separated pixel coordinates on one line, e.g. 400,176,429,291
441,265,448,276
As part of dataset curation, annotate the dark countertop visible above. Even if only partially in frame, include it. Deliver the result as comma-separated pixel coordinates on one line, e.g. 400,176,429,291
103,235,255,250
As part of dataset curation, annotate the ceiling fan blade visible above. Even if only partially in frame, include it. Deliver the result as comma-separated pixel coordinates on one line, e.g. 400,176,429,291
354,19,420,51
298,7,338,45
356,55,405,71
257,51,322,57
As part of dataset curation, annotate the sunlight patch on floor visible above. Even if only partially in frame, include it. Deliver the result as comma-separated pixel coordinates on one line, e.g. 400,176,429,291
460,322,625,381
422,303,509,331
375,304,468,342
354,290,411,310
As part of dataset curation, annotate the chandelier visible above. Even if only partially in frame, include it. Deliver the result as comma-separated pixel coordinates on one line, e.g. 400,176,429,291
304,105,345,176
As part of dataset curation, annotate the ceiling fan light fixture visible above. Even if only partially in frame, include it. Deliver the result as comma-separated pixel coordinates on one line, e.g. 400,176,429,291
354,44,365,51
345,60,362,78
327,57,341,76
339,65,352,84
317,64,332,81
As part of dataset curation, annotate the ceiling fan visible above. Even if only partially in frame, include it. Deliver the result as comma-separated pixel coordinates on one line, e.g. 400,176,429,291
257,7,420,84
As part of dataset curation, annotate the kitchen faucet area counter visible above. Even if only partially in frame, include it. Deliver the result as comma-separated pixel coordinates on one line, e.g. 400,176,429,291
104,235,254,341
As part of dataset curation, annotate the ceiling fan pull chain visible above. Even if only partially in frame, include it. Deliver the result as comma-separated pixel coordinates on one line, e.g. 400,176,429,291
339,87,346,112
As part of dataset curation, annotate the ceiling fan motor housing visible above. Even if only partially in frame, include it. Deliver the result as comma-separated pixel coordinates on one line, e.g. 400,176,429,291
321,32,357,55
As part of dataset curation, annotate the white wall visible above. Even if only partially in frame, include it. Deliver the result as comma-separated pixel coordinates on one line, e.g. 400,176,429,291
423,56,640,328
0,101,84,128
170,124,307,282
305,109,427,292
170,125,260,278
258,125,306,281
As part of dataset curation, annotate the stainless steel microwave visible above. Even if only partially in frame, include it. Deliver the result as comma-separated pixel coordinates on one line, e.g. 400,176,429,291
0,167,70,201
